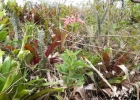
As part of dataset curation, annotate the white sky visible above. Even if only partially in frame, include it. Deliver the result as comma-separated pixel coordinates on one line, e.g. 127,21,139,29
4,0,121,8
4,0,93,6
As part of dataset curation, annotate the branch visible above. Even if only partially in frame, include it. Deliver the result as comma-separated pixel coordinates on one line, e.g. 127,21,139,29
84,57,118,97
130,0,140,3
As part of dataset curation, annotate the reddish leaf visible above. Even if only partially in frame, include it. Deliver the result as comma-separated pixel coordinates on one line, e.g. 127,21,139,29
25,43,37,57
33,39,38,49
103,52,110,63
52,29,61,41
44,28,62,57
50,57,62,64
24,43,41,65
45,41,61,57
1,45,14,51
5,46,14,51
31,9,42,24
31,56,40,65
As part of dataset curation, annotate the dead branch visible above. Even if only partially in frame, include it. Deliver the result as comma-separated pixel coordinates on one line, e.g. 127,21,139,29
130,0,140,3
84,57,118,97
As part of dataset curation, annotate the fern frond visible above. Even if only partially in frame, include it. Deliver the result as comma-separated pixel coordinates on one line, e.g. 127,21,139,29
37,29,48,67
38,29,45,56
3,4,21,47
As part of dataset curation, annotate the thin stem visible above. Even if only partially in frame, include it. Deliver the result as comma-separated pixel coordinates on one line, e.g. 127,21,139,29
84,57,118,97
21,27,28,51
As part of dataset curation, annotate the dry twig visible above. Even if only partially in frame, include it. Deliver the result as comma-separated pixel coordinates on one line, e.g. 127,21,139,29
84,57,118,97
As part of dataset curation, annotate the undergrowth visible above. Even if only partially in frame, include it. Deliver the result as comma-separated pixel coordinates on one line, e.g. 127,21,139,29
0,0,140,99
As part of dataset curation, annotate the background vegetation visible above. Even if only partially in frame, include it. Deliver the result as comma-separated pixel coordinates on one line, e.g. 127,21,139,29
0,0,140,99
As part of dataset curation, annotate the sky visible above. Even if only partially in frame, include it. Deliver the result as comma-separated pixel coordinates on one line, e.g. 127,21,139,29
4,0,93,6
4,0,121,8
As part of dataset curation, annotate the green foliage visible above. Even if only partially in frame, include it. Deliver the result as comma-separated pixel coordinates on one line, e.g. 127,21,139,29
0,0,140,99
0,31,8,41
55,49,88,87
0,10,8,42
4,0,21,15
0,10,5,18
108,76,127,84
0,48,61,99
80,50,100,65
0,49,24,99
27,88,64,100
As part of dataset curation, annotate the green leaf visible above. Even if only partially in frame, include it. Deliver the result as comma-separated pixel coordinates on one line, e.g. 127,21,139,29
38,81,61,87
70,73,84,80
24,53,33,64
0,10,5,18
55,49,86,87
9,60,20,75
0,17,8,24
108,76,127,84
86,71,94,76
64,49,77,61
90,55,100,65
28,88,64,100
76,80,84,86
72,60,87,68
17,50,30,61
1,56,12,76
64,58,71,65
0,50,4,67
70,54,77,61
2,74,13,92
104,48,111,53
0,73,6,82
74,49,81,55
12,49,19,55
17,89,31,98
0,92,9,100
0,24,4,31
59,64,68,74
13,77,25,94
0,31,8,41
24,78,45,89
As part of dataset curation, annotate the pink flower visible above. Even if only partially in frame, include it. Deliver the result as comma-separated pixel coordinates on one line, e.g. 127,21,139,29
60,14,84,28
